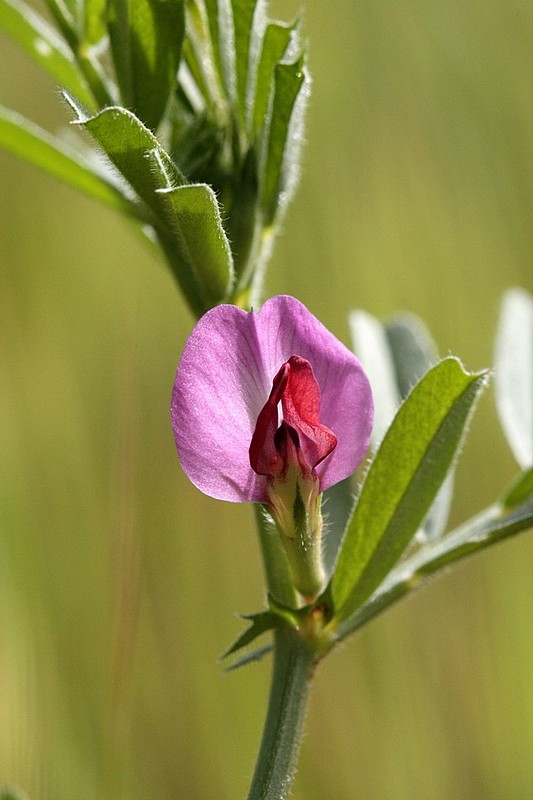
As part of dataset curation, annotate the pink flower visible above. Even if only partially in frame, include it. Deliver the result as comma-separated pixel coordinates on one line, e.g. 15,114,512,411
171,295,373,504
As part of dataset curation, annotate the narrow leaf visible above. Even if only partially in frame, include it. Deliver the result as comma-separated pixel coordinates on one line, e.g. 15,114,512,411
252,20,296,136
329,358,488,622
84,0,106,45
337,497,533,642
107,0,185,130
261,55,307,223
351,309,450,541
0,105,139,216
0,0,94,107
504,466,533,508
385,314,452,541
495,287,533,468
222,611,278,659
203,0,224,87
224,644,272,671
230,0,263,123
157,182,234,308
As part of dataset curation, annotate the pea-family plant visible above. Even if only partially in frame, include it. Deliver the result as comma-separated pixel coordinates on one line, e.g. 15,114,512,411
1,2,532,799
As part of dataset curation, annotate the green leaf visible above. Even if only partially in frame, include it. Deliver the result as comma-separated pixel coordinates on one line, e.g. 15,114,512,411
84,0,106,44
328,358,488,622
202,0,224,87
504,466,533,508
261,54,308,223
0,105,139,216
107,0,185,130
252,19,298,137
68,99,187,217
157,182,234,308
336,496,533,642
223,610,278,659
494,287,533,469
183,0,226,111
350,309,450,542
0,0,94,108
230,0,262,123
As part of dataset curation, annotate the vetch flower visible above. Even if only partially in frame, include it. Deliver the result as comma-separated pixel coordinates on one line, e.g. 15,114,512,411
172,295,373,597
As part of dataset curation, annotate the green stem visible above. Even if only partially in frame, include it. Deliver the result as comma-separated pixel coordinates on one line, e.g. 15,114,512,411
247,626,317,800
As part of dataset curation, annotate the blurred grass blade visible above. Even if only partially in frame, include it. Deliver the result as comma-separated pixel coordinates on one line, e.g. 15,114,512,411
0,0,94,107
337,496,533,642
329,358,488,623
157,182,235,308
504,466,533,509
0,105,139,216
68,99,187,217
495,287,533,469
261,55,307,223
107,0,185,131
252,20,296,136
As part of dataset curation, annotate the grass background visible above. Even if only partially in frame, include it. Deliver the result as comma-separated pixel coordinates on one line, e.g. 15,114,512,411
1,1,532,798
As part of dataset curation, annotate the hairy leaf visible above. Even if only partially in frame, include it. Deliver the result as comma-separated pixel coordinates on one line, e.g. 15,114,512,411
329,358,488,622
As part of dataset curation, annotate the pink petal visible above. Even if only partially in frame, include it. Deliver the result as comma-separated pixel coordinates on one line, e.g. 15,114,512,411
171,296,373,502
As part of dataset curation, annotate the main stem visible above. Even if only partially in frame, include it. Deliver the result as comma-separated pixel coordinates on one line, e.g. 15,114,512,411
247,626,317,800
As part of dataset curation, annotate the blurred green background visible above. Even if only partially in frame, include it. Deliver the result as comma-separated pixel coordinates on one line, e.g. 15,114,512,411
1,1,532,798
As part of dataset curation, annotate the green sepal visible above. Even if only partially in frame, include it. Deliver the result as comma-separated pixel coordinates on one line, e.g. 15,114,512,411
0,0,94,108
503,466,533,509
327,357,488,623
107,0,185,131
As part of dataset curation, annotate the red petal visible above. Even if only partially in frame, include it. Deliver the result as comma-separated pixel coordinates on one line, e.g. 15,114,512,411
281,356,337,470
249,362,289,476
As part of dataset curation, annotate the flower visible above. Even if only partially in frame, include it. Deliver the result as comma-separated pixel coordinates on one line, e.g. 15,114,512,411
171,295,373,505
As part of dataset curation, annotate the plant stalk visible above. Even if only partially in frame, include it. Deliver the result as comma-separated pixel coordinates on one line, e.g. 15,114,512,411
246,625,317,800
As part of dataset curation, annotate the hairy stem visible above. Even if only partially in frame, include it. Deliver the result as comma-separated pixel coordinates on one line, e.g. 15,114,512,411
246,626,317,800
